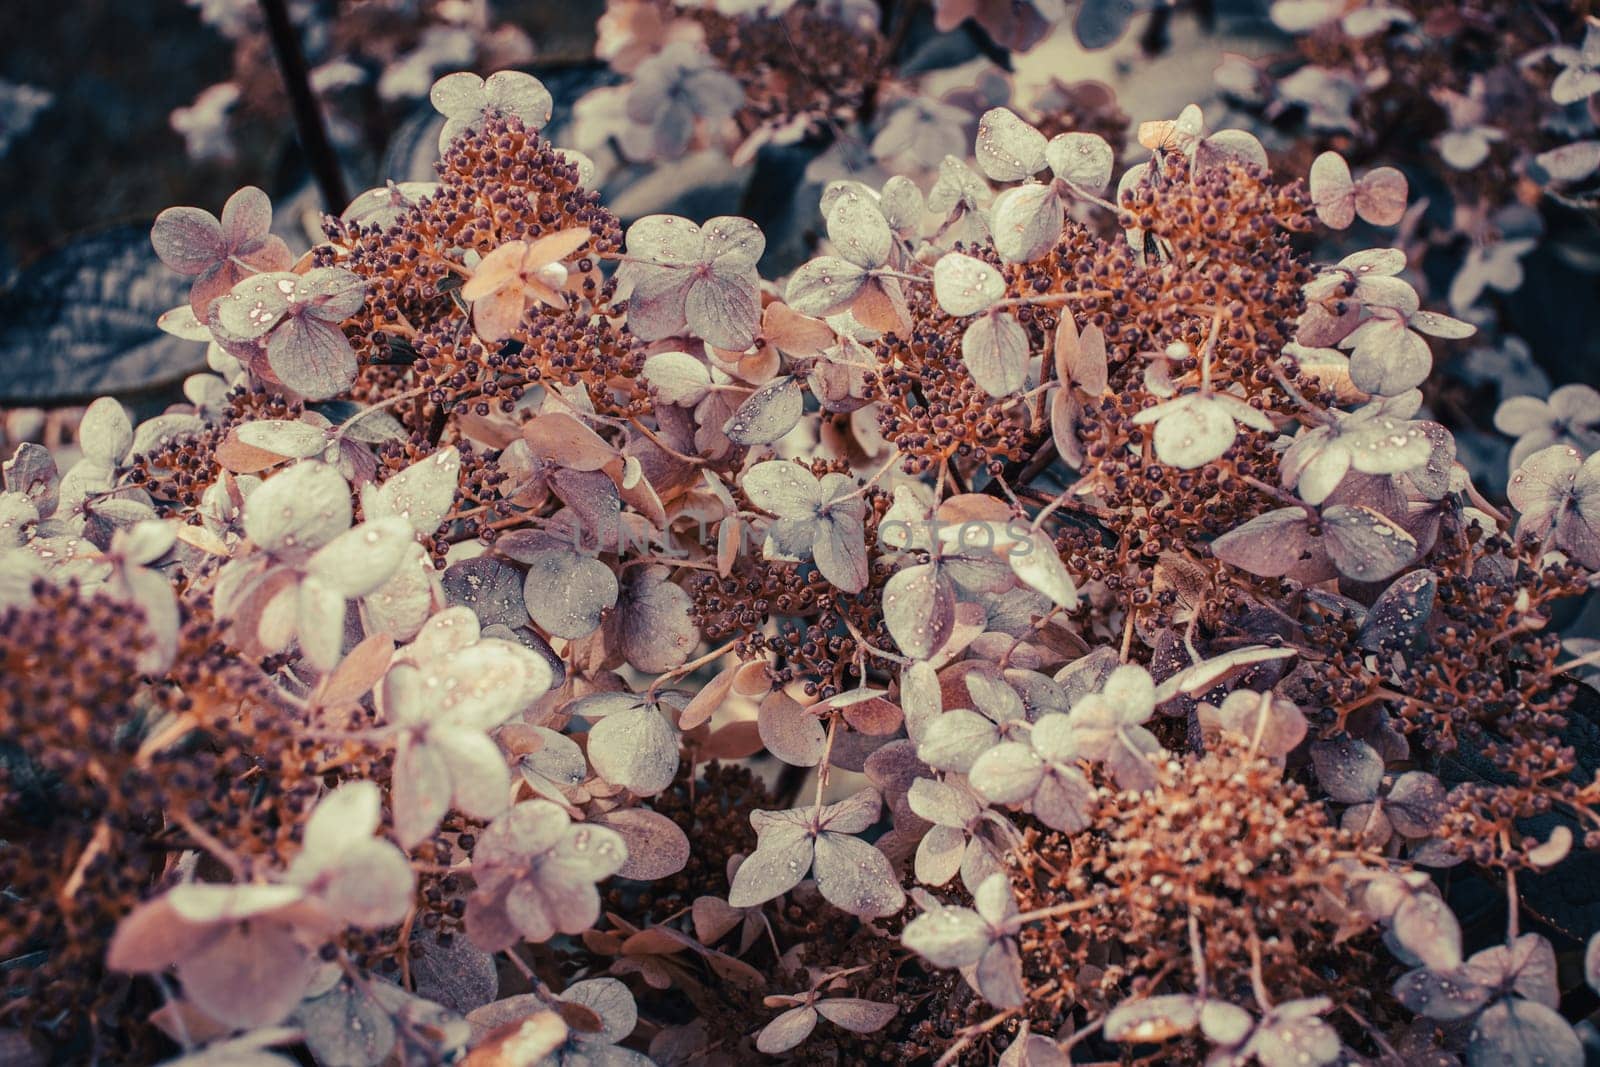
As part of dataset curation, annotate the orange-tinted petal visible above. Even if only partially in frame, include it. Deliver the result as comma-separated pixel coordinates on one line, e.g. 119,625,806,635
474,290,527,342
523,227,592,270
462,241,528,301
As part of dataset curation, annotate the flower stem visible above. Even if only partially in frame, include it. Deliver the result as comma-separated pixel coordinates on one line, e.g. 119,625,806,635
258,0,349,213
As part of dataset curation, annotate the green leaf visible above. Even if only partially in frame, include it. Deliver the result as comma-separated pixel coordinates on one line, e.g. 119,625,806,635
0,225,200,404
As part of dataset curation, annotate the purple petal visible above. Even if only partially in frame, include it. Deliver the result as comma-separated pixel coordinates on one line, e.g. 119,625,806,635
151,206,224,275
267,314,358,400
220,185,273,249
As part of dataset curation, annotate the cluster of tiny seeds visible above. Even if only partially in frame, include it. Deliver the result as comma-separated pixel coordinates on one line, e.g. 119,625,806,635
872,280,1037,474
212,1,492,130
1078,400,1284,551
1284,529,1589,763
599,761,766,924
129,386,302,512
0,589,318,1048
1441,780,1568,871
321,113,641,431
0,589,159,1043
691,1,886,135
1277,607,1381,728
1012,748,1376,1043
871,151,1322,661
689,555,892,697
690,482,898,697
776,908,988,1064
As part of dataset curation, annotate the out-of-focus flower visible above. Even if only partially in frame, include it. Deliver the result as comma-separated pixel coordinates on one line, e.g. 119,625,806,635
1448,237,1539,312
1432,83,1505,171
0,80,52,158
1457,336,1550,401
619,42,743,161
311,59,366,95
932,0,1063,54
186,0,258,37
1494,384,1600,469
169,82,241,162
871,97,974,172
380,26,476,101
1550,17,1600,104
1507,444,1600,566
596,0,704,75
1275,65,1361,131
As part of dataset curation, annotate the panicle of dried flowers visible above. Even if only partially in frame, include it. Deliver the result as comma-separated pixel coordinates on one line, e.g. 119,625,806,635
2,41,1599,1067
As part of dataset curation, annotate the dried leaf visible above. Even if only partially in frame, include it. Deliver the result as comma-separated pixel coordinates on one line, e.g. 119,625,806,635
758,692,827,767
1322,504,1417,582
1008,530,1077,609
814,998,897,1034
642,351,713,406
883,563,956,659
1466,999,1581,1067
989,183,1063,264
811,831,906,917
1310,737,1383,804
962,313,1029,397
594,808,692,880
523,414,616,471
244,461,351,555
588,703,680,795
724,376,803,446
933,253,1006,317
1046,132,1113,191
615,566,698,673
521,548,618,639
756,1006,818,1055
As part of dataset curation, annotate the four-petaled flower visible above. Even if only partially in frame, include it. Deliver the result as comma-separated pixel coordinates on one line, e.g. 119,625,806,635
617,213,765,351
742,460,869,593
1494,384,1600,470
727,789,906,918
382,605,557,847
620,41,743,161
107,783,413,1030
466,799,629,950
430,70,553,152
213,267,367,399
901,872,1026,1007
462,228,594,342
151,185,293,318
1551,18,1600,105
1507,444,1600,568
